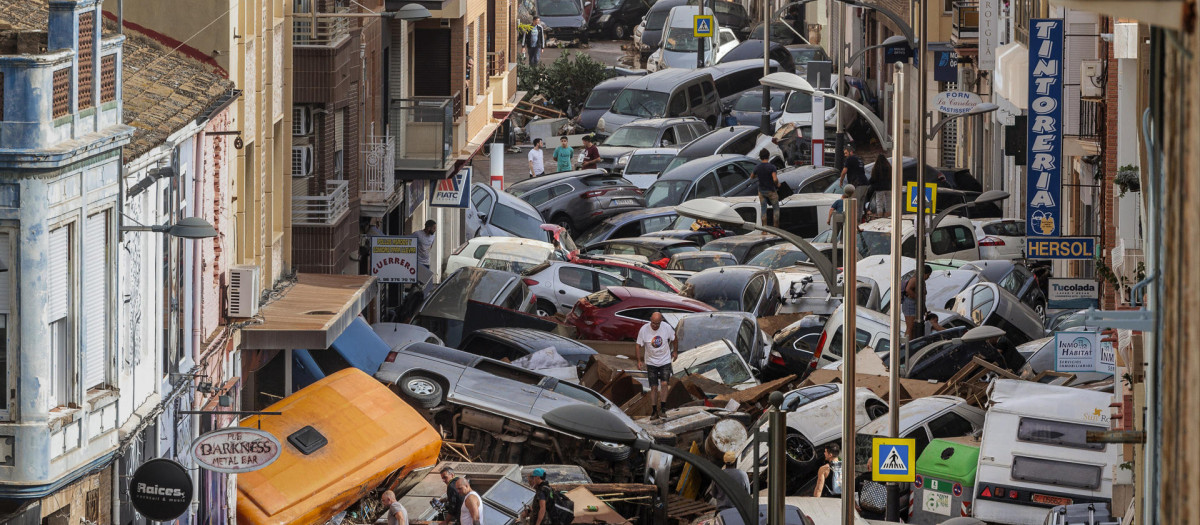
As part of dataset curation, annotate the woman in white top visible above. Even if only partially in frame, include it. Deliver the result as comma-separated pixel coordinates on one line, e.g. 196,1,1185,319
457,477,484,525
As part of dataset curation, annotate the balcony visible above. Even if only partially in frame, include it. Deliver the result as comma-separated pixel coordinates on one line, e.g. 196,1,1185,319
392,93,461,171
293,5,351,46
952,1,979,46
487,51,507,77
361,128,399,214
1075,98,1103,143
293,179,351,226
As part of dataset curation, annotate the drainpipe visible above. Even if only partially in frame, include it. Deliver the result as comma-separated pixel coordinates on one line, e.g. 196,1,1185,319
191,131,206,515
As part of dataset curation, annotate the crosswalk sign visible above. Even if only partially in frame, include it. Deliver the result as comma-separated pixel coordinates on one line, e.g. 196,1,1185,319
693,15,714,37
872,437,916,482
905,181,938,213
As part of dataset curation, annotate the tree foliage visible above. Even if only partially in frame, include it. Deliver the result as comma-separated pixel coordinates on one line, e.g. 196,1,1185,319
517,51,609,114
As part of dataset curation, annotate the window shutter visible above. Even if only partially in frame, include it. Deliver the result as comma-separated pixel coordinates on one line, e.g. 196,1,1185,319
48,226,69,320
82,212,107,389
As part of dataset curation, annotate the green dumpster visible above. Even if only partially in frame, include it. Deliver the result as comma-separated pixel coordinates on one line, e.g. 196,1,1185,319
909,436,980,524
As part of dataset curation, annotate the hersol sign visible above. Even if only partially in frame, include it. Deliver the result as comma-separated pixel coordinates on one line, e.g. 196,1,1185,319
190,427,281,474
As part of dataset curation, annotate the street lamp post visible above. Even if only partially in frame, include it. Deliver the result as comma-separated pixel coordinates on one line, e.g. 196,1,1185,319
543,404,758,525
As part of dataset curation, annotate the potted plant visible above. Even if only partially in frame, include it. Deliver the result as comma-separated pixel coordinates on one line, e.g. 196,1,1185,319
1115,164,1140,197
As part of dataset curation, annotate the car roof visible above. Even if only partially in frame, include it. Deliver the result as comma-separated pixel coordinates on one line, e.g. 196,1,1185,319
624,68,715,92
859,396,973,436
475,182,541,214
671,250,737,260
613,116,703,129
631,147,682,155
506,169,609,192
657,154,752,180
594,75,641,91
646,0,687,13
603,206,678,222
702,59,778,78
607,286,715,309
666,5,704,26
676,126,760,157
959,260,1017,281
786,44,825,51
469,328,596,355
688,264,771,282
706,233,782,247
609,236,698,247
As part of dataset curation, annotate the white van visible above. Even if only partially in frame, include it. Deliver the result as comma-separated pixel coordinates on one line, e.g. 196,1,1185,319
973,380,1117,525
669,193,839,239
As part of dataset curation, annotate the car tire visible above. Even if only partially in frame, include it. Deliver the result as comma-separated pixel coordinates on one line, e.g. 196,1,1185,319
535,299,558,318
399,374,444,409
552,214,574,236
865,401,889,420
784,432,817,467
612,24,628,40
592,441,632,462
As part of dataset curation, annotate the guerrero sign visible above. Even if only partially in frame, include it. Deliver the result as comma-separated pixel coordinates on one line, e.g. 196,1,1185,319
370,236,420,284
191,427,282,474
129,458,193,522
1026,19,1064,237
430,167,471,208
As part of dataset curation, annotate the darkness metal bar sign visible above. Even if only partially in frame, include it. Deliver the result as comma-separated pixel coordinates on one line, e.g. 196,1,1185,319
1026,19,1064,238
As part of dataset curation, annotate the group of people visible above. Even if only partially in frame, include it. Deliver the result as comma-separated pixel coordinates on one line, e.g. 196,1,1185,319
527,135,601,177
377,465,571,525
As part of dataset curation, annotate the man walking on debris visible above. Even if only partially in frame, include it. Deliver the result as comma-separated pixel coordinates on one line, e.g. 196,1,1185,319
457,477,485,525
437,466,463,524
527,468,552,525
378,490,409,525
636,311,677,418
813,443,843,498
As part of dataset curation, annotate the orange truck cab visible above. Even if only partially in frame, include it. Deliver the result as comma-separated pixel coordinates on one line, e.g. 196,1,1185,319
237,368,442,524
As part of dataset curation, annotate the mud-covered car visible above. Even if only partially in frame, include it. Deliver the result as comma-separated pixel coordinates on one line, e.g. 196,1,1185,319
376,342,648,471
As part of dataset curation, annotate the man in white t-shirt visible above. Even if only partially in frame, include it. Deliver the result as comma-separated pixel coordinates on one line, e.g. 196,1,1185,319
528,138,546,177
377,490,408,525
635,311,677,418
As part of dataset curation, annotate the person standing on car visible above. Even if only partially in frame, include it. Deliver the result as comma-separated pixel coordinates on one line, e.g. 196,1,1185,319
457,477,484,525
869,154,892,218
839,144,869,213
753,149,780,229
636,311,678,418
436,466,463,525
527,468,552,525
580,135,602,170
526,16,546,65
377,491,408,525
552,135,574,172
706,451,751,511
903,264,933,338
813,443,843,498
529,138,546,177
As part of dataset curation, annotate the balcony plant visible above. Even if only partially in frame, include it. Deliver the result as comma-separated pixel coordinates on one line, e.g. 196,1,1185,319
517,51,608,115
1115,164,1140,196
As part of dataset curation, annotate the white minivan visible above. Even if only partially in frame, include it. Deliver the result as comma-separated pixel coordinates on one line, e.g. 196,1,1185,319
646,6,739,71
972,380,1118,525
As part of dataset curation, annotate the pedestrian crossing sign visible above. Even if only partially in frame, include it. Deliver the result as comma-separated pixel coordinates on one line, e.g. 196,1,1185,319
693,15,714,37
905,181,938,213
872,437,916,482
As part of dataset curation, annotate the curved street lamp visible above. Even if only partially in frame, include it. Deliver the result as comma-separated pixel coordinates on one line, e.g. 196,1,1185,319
120,216,219,239
543,404,758,525
675,198,841,294
759,72,893,151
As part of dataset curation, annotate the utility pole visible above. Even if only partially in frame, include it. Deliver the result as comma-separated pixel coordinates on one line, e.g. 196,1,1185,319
911,0,930,378
886,61,904,522
841,196,858,525
833,0,846,171
697,0,707,68
760,0,771,134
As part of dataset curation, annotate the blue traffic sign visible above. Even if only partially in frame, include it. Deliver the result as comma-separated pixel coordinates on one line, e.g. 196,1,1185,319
693,15,714,37
872,437,916,482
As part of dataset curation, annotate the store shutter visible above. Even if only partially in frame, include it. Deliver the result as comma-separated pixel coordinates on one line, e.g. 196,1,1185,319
82,212,107,389
413,28,452,96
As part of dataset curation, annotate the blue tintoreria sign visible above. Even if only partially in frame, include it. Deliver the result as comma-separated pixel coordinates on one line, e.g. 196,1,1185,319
1026,19,1064,238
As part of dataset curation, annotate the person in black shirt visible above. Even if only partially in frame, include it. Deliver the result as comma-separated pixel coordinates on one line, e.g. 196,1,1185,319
869,154,892,217
752,149,780,228
840,144,868,214
437,466,463,524
527,468,552,525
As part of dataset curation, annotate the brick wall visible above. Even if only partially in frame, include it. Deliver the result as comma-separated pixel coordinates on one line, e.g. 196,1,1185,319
1101,17,1118,309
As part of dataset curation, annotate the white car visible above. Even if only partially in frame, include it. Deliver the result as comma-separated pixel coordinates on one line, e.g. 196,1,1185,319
647,7,739,71
810,215,983,262
522,260,626,316
672,339,759,390
973,218,1027,260
735,383,889,477
444,237,556,276
777,76,862,132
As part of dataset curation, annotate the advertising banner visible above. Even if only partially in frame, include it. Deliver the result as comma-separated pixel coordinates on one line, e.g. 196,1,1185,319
1047,278,1100,309
370,236,420,284
430,167,471,208
1026,19,1064,237
1054,331,1112,374
979,0,998,70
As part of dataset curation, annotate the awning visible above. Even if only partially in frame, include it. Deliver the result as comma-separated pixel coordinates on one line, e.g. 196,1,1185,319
240,274,378,350
291,317,393,391
993,42,1028,111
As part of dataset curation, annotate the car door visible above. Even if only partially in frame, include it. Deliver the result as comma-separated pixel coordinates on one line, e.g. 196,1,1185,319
714,162,750,196
467,185,496,238
556,265,599,312
736,317,765,369
742,274,766,316
688,172,721,200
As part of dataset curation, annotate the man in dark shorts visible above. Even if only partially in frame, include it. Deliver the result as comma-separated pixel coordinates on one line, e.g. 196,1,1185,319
580,135,602,170
753,148,780,228
636,311,677,418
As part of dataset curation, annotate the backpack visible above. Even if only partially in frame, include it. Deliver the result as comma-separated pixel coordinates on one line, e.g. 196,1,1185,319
541,484,575,525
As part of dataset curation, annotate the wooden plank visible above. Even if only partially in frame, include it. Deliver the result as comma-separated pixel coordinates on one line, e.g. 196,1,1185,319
712,375,796,405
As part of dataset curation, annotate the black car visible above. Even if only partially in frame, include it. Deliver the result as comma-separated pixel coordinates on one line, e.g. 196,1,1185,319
506,170,645,234
644,154,759,207
693,0,752,39
683,265,781,317
596,117,709,172
906,326,1027,382
765,315,826,380
785,44,830,74
777,165,838,194
959,260,1048,319
458,327,598,367
633,0,687,58
704,59,785,105
717,40,798,74
728,89,786,128
714,504,813,525
414,267,537,348
580,76,639,131
588,0,651,39
660,128,778,174
574,206,679,246
537,0,589,43
702,233,787,264
583,236,701,265
749,21,807,45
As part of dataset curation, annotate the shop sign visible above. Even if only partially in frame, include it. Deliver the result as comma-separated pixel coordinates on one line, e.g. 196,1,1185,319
1047,278,1099,309
1026,19,1064,237
190,427,282,474
932,91,983,115
129,458,194,522
430,167,471,208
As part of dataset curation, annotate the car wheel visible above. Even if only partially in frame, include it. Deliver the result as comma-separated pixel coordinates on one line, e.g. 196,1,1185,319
399,374,444,409
1034,301,1047,321
865,401,889,420
612,24,629,40
553,214,575,235
784,432,816,467
593,441,632,462
535,299,557,318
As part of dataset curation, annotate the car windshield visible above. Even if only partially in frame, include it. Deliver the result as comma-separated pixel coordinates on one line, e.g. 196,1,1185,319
611,89,670,118
671,255,734,271
422,270,514,320
490,203,549,240
604,126,660,148
584,87,622,110
784,90,837,113
646,9,669,29
576,220,619,246
645,180,692,207
664,27,711,52
733,91,785,112
859,231,895,257
677,353,752,385
479,257,541,274
595,0,621,9
747,248,808,269
690,281,745,311
982,220,1025,236
626,153,677,174
537,0,581,16
791,48,826,65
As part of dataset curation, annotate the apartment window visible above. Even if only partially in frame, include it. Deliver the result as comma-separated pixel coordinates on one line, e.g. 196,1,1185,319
82,211,109,390
48,225,73,408
100,55,116,103
52,68,71,118
0,233,10,416
944,0,953,13
78,12,95,109
334,109,345,179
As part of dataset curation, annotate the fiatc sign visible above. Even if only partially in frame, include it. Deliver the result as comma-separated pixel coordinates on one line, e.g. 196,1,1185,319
129,459,194,522
191,427,282,474
430,167,471,208
1026,19,1064,238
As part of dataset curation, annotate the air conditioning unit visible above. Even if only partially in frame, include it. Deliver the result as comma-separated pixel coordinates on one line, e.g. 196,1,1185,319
291,145,313,177
228,265,261,318
292,106,313,136
1080,60,1104,98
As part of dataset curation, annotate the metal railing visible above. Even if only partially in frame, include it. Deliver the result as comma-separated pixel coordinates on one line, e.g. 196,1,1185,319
487,51,507,77
1076,98,1103,142
362,126,396,202
293,6,351,45
392,96,455,170
293,179,350,226
952,1,979,42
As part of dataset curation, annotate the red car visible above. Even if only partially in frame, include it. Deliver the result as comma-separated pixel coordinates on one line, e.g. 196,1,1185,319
565,286,716,341
567,253,686,294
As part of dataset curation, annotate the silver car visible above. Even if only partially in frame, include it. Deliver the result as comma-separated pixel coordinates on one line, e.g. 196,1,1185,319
375,342,645,462
523,260,627,316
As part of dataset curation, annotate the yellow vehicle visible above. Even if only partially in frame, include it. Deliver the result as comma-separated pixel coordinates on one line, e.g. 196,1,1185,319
237,368,442,524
